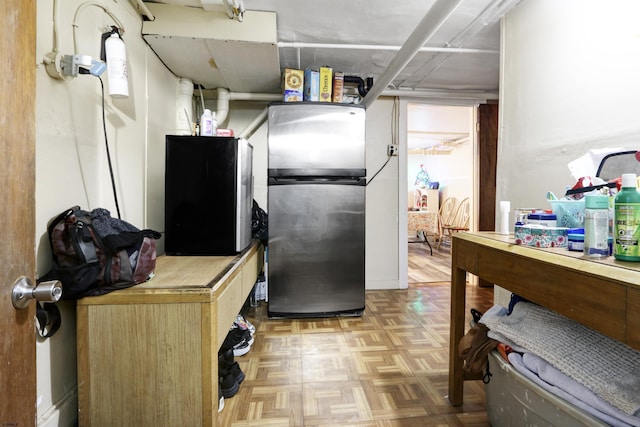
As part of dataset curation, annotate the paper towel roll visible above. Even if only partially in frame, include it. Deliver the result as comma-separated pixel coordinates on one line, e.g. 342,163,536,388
499,201,510,234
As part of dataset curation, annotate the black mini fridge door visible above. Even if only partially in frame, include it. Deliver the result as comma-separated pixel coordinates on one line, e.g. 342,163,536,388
164,135,253,255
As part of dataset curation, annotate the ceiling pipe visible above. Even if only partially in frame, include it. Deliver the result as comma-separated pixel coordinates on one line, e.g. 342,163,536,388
278,42,498,55
381,88,498,101
362,0,464,109
214,88,280,126
238,107,268,140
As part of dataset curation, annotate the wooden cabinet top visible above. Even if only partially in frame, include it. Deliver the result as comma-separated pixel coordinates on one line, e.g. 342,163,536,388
77,241,262,306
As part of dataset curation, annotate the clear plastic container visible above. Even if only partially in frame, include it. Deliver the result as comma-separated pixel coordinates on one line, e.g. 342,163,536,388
584,195,609,258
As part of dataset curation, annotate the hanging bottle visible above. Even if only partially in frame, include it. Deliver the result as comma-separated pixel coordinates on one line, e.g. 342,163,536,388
105,33,129,98
613,173,640,261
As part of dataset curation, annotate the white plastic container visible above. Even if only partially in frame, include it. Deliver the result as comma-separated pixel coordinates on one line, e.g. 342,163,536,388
200,109,215,136
485,351,607,427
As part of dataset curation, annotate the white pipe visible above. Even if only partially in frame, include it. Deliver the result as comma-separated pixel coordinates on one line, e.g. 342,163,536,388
130,0,155,21
381,89,498,100
277,42,498,55
177,78,194,135
216,88,231,125
228,92,280,102
362,0,464,109
213,88,280,127
238,107,268,140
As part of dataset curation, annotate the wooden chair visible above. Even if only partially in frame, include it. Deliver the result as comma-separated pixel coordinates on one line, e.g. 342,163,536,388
439,197,470,248
436,197,458,249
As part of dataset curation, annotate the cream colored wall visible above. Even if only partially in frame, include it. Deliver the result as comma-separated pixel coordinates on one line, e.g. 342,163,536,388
497,0,640,215
35,1,178,426
365,98,401,290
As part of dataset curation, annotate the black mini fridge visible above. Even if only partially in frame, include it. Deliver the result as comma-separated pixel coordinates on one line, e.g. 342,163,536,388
164,135,253,255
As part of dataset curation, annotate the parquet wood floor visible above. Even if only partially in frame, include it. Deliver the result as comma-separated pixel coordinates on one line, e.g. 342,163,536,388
219,242,493,426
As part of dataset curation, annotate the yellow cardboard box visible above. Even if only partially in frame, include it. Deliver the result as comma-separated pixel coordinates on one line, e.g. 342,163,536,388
283,68,303,102
319,66,332,102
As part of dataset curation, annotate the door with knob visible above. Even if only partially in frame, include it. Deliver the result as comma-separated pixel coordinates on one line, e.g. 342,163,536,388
0,0,37,424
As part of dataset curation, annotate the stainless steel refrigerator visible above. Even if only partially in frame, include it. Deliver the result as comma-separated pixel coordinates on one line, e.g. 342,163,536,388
267,102,366,318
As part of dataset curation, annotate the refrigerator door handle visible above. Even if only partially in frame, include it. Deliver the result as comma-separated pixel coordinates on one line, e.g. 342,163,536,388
268,176,366,186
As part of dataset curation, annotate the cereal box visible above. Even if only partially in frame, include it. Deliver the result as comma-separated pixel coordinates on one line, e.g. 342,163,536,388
303,68,319,101
319,66,332,102
332,71,344,103
282,68,303,102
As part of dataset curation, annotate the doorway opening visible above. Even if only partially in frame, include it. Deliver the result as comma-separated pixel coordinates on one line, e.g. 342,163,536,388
401,102,477,287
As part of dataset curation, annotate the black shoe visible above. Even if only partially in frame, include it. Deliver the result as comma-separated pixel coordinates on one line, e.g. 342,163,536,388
219,372,239,398
219,349,245,384
219,328,252,355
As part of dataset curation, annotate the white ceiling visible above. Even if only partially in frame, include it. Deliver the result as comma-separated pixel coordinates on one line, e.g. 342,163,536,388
141,0,522,104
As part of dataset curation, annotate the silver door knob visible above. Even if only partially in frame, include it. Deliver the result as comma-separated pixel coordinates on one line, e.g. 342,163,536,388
11,276,63,310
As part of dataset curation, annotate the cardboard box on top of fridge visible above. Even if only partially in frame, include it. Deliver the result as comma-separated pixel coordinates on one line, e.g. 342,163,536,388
304,68,319,101
282,68,303,102
319,66,332,102
332,71,344,103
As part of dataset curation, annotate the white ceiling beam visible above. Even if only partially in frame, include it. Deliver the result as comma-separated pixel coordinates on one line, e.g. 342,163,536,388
362,0,465,109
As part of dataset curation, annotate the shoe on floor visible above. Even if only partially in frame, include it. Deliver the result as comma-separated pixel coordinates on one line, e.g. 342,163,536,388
218,383,225,413
235,314,256,336
219,372,239,398
219,328,252,356
219,349,245,384
232,335,252,357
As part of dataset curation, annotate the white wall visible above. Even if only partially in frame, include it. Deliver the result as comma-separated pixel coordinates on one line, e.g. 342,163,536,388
365,98,401,290
497,0,640,217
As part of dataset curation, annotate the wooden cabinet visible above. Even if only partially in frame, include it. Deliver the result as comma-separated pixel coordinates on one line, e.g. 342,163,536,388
76,242,264,426
448,232,640,406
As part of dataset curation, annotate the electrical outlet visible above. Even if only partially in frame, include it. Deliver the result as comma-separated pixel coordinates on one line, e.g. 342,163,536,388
387,144,399,156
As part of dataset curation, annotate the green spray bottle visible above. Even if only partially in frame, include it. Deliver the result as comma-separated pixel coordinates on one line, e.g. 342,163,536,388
614,173,640,261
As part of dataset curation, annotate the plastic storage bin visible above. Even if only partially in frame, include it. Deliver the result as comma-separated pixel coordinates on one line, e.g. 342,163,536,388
549,199,585,228
485,351,607,427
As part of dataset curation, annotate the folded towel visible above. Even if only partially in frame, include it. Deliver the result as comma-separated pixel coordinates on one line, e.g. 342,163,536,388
481,302,640,416
523,352,640,426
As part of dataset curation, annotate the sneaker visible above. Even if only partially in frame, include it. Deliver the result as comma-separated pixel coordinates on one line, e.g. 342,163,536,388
219,372,239,398
218,383,225,413
219,328,251,355
234,314,256,336
232,335,252,357
219,350,245,384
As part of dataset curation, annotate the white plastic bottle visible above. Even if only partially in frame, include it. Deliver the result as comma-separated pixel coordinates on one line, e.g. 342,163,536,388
200,109,214,136
105,33,129,98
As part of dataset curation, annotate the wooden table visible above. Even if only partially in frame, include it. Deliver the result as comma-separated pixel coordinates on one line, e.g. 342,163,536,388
77,241,264,426
408,210,438,255
448,232,640,406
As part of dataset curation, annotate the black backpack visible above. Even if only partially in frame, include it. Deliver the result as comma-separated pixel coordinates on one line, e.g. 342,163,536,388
40,206,161,300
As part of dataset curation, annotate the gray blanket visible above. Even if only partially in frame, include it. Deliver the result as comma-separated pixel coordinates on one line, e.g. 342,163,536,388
481,302,640,417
